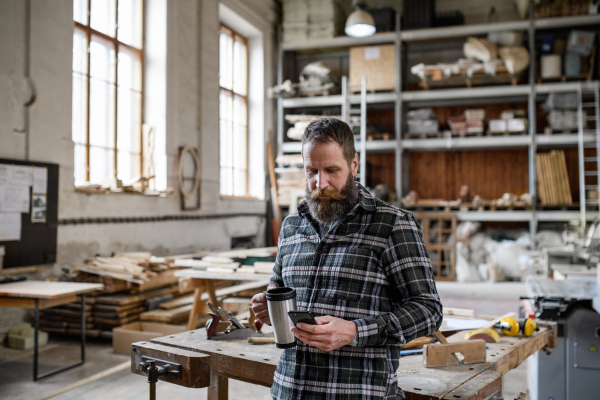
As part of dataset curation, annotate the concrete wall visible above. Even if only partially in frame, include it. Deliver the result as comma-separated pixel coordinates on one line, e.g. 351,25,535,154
0,0,276,286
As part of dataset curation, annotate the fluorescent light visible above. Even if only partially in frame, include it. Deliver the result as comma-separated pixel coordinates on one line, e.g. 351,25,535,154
345,9,376,38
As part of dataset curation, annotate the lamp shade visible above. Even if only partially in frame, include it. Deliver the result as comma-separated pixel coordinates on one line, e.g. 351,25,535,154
345,9,376,38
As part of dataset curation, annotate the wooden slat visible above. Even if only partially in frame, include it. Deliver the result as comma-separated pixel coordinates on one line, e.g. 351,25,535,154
0,295,78,309
0,281,102,299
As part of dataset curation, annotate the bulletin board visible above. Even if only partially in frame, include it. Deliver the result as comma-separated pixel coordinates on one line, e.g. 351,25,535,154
0,158,59,268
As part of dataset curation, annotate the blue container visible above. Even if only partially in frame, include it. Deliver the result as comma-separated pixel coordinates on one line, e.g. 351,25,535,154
540,36,553,55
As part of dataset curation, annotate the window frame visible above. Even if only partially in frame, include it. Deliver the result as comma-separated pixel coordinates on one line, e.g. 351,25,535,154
73,0,145,185
219,24,251,199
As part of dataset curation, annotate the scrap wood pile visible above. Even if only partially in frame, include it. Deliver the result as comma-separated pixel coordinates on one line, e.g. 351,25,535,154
177,247,277,275
71,252,188,294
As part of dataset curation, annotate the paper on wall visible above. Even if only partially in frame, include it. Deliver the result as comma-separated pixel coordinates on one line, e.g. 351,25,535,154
0,185,30,213
31,194,47,223
9,165,33,186
0,165,9,184
32,167,48,194
364,46,380,60
0,213,22,241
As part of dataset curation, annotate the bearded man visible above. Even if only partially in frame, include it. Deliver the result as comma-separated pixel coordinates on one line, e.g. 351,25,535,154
252,117,443,400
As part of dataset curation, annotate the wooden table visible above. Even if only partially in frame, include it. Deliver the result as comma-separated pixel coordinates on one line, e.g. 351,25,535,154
0,281,103,380
174,269,271,330
131,322,557,400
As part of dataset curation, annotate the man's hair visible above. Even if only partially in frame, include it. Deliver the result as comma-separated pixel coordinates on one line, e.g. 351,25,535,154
302,117,356,165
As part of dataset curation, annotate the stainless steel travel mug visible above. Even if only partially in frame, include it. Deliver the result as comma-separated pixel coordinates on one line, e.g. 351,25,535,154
266,287,297,349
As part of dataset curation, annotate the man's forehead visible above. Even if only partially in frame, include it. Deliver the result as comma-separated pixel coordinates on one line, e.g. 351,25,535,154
302,141,346,162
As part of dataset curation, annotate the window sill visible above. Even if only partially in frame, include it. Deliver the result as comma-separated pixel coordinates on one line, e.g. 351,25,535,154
220,195,261,201
75,186,174,197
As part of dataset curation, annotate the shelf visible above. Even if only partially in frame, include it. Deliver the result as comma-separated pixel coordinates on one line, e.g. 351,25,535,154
281,92,396,109
280,81,598,109
454,210,598,222
281,15,600,51
536,133,596,147
402,135,531,151
281,140,398,154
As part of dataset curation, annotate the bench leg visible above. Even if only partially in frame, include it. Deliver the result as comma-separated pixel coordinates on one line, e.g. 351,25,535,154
188,286,204,331
208,370,228,400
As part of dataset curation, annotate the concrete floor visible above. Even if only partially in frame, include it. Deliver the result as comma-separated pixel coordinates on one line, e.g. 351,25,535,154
0,282,529,400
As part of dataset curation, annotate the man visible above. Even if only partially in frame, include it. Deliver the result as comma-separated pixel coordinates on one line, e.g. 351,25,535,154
252,117,442,399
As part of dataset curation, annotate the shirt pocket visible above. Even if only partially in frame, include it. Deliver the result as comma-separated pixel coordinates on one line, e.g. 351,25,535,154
321,247,377,303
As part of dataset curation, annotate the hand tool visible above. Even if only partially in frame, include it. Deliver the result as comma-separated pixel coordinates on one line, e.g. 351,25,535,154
206,303,265,341
433,330,463,364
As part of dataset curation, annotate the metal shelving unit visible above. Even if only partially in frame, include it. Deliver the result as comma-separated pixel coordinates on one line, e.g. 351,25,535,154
276,12,600,235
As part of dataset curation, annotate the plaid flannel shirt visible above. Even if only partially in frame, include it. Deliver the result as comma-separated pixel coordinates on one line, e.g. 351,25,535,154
270,183,443,400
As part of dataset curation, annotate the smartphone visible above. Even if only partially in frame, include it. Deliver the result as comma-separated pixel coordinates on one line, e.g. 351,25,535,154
288,311,318,328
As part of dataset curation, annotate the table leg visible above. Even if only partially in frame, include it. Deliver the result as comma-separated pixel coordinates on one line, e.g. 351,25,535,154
208,370,228,400
81,294,86,362
188,285,205,331
205,280,219,308
33,296,86,380
33,298,39,381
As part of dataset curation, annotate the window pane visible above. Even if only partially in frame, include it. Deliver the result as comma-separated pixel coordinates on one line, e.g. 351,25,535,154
89,146,114,184
74,0,88,26
117,151,140,182
72,72,88,144
118,48,141,91
117,88,141,153
232,95,247,196
219,90,233,195
74,144,87,185
90,0,116,37
233,38,247,96
73,29,88,74
90,35,115,83
117,0,142,48
89,78,115,148
219,30,233,90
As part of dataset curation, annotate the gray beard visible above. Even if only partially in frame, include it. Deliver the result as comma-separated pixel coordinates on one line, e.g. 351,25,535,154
305,174,360,224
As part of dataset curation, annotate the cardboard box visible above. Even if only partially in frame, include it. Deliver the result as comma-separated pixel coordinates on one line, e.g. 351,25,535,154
113,322,187,355
349,44,395,92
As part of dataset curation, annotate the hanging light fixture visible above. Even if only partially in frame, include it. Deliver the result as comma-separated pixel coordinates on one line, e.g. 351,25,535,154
345,1,376,38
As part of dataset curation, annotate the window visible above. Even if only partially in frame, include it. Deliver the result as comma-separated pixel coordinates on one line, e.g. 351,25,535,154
72,0,143,186
219,25,249,197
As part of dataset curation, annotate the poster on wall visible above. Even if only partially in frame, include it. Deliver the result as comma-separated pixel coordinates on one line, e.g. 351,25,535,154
31,194,47,223
0,213,21,241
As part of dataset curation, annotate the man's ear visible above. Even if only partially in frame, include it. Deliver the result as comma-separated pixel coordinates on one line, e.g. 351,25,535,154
352,153,359,177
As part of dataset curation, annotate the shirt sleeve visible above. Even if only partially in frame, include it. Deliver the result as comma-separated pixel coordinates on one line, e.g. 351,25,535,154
353,212,443,347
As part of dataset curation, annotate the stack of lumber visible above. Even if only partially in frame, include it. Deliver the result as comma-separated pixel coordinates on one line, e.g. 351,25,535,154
71,252,193,294
39,284,185,338
181,248,276,275
536,150,572,206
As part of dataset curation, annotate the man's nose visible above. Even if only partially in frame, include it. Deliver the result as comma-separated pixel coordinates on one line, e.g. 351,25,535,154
316,173,329,190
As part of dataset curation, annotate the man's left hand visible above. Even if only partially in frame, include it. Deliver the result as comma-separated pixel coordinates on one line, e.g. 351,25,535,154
290,316,357,352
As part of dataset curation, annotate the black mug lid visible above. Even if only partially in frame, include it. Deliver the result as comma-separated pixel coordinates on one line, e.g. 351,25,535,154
266,287,296,301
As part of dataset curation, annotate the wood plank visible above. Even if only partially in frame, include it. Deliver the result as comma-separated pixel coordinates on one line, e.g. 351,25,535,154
208,371,229,400
93,285,180,306
442,370,502,400
0,281,102,299
141,304,194,323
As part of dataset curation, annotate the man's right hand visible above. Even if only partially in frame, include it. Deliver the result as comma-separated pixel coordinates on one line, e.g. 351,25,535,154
251,284,277,325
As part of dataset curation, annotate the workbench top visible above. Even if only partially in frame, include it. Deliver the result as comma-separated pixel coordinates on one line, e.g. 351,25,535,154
174,269,273,281
0,281,103,299
148,325,554,399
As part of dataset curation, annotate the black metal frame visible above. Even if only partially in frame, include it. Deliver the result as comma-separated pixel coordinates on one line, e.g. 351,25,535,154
33,294,86,381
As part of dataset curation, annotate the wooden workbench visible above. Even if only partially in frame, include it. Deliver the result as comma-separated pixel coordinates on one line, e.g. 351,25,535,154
132,322,556,400
0,281,103,380
174,269,270,330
